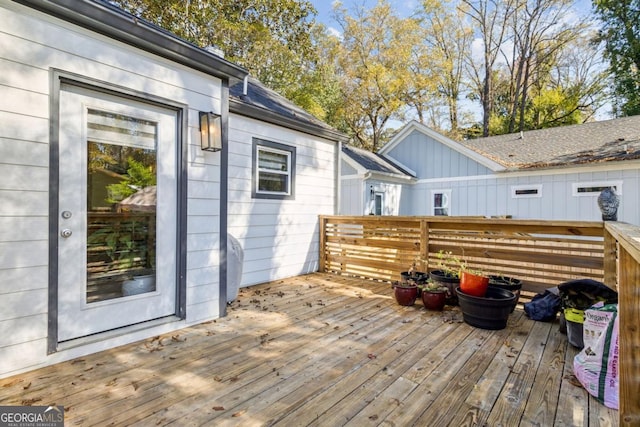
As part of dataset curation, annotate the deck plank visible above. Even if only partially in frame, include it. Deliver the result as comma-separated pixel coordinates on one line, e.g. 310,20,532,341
0,273,619,427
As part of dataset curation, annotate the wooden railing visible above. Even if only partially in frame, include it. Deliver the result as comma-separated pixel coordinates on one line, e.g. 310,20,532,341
319,215,640,425
320,216,606,298
604,222,640,426
86,211,156,302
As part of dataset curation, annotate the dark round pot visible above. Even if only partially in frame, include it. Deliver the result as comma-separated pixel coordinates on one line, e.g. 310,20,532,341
429,270,460,305
393,284,418,306
400,271,427,284
488,275,522,312
456,286,516,330
422,290,447,311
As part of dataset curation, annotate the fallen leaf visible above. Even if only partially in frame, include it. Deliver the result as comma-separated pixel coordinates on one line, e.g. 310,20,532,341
212,406,225,411
106,378,118,387
564,374,583,388
23,382,31,390
232,410,246,417
367,354,377,359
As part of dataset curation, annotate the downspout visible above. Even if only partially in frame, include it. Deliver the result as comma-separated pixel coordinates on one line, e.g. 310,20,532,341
363,171,372,215
219,79,230,316
335,140,342,214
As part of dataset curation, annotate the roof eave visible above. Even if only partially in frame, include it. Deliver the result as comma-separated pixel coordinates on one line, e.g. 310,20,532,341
367,171,416,184
13,0,248,84
230,98,349,143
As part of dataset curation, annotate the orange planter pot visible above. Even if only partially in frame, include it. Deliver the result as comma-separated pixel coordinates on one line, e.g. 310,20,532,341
460,271,489,297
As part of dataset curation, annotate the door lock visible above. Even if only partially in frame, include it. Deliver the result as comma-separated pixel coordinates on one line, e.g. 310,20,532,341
60,229,73,238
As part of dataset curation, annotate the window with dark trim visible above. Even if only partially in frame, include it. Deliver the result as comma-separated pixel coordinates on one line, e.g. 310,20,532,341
252,138,296,200
511,184,542,198
572,181,621,197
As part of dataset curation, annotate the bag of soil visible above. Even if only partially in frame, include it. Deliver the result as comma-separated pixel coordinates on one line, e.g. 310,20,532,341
573,302,619,409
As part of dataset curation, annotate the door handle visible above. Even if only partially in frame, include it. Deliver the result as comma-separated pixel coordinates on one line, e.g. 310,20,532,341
60,229,73,238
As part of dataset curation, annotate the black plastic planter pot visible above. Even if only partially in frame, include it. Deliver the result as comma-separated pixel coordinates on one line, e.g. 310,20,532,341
429,270,460,305
488,275,522,312
456,286,516,330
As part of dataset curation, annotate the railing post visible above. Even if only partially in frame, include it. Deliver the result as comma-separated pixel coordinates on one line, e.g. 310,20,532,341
319,216,326,273
420,219,429,272
603,225,617,289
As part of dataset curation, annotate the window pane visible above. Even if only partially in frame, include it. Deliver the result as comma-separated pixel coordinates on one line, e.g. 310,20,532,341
86,112,158,303
434,193,443,208
259,150,288,172
374,194,383,215
258,172,288,192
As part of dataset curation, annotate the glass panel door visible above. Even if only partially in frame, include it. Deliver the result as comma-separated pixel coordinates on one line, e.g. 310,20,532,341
57,84,178,342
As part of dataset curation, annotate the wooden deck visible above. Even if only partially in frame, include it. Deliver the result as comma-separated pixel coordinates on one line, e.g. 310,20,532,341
0,273,618,426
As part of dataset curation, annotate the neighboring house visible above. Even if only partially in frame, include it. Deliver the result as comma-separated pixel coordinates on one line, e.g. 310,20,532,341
341,119,640,225
0,0,345,378
340,145,415,215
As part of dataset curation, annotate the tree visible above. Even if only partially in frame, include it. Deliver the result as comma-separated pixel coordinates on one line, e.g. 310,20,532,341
594,0,640,116
461,0,516,137
108,0,318,100
503,0,590,132
420,0,474,138
329,1,423,151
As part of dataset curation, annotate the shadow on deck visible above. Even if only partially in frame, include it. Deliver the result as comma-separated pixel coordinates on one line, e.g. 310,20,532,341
0,273,618,426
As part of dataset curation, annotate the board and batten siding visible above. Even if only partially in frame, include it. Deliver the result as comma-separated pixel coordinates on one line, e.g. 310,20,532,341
340,176,364,215
385,129,493,179
411,164,640,223
228,115,337,286
0,2,226,377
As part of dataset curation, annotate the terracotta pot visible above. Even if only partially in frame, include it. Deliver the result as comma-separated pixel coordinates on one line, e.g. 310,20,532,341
393,284,418,306
460,271,489,297
422,290,447,311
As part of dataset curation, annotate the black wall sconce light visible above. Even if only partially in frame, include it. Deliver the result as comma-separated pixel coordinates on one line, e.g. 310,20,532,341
199,111,222,152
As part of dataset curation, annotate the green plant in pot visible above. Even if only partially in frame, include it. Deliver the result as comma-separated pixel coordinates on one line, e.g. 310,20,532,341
400,259,427,285
459,267,490,297
420,280,448,311
428,250,465,305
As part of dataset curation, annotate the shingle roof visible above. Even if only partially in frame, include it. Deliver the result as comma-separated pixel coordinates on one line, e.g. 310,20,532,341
460,116,640,170
342,145,414,177
229,77,347,142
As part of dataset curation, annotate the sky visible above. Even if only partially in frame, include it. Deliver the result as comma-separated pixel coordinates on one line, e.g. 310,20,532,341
310,0,594,37
308,0,609,123
311,0,419,36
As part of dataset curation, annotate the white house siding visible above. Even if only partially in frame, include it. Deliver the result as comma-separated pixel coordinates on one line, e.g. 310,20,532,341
385,129,493,179
340,176,363,215
228,115,337,286
411,163,640,224
0,2,226,377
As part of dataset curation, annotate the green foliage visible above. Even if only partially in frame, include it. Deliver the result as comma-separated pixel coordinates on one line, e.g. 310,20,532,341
106,158,156,204
109,0,318,99
594,0,640,116
326,0,426,151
